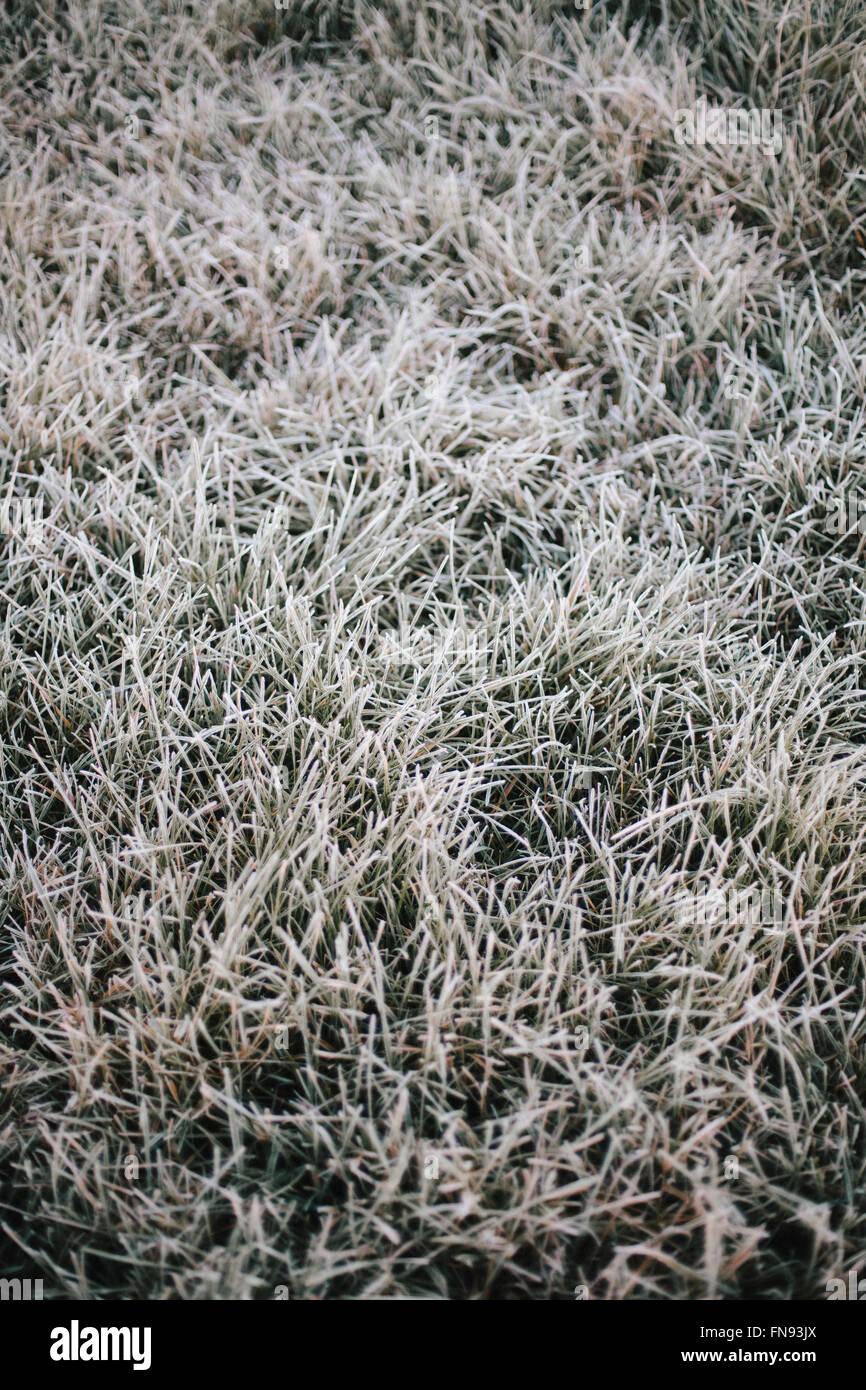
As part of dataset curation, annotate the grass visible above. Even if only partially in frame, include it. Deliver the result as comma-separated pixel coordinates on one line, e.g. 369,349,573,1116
1,0,866,1300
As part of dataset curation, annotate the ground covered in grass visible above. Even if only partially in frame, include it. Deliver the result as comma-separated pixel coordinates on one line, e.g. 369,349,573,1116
1,0,866,1300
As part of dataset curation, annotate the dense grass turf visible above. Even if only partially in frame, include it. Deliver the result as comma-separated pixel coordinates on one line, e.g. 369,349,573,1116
1,0,866,1299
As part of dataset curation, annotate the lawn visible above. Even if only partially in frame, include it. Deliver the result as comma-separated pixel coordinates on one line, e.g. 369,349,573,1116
1,0,865,1299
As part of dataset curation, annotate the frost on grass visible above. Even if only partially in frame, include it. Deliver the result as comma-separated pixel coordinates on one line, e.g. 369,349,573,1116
1,0,865,1300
